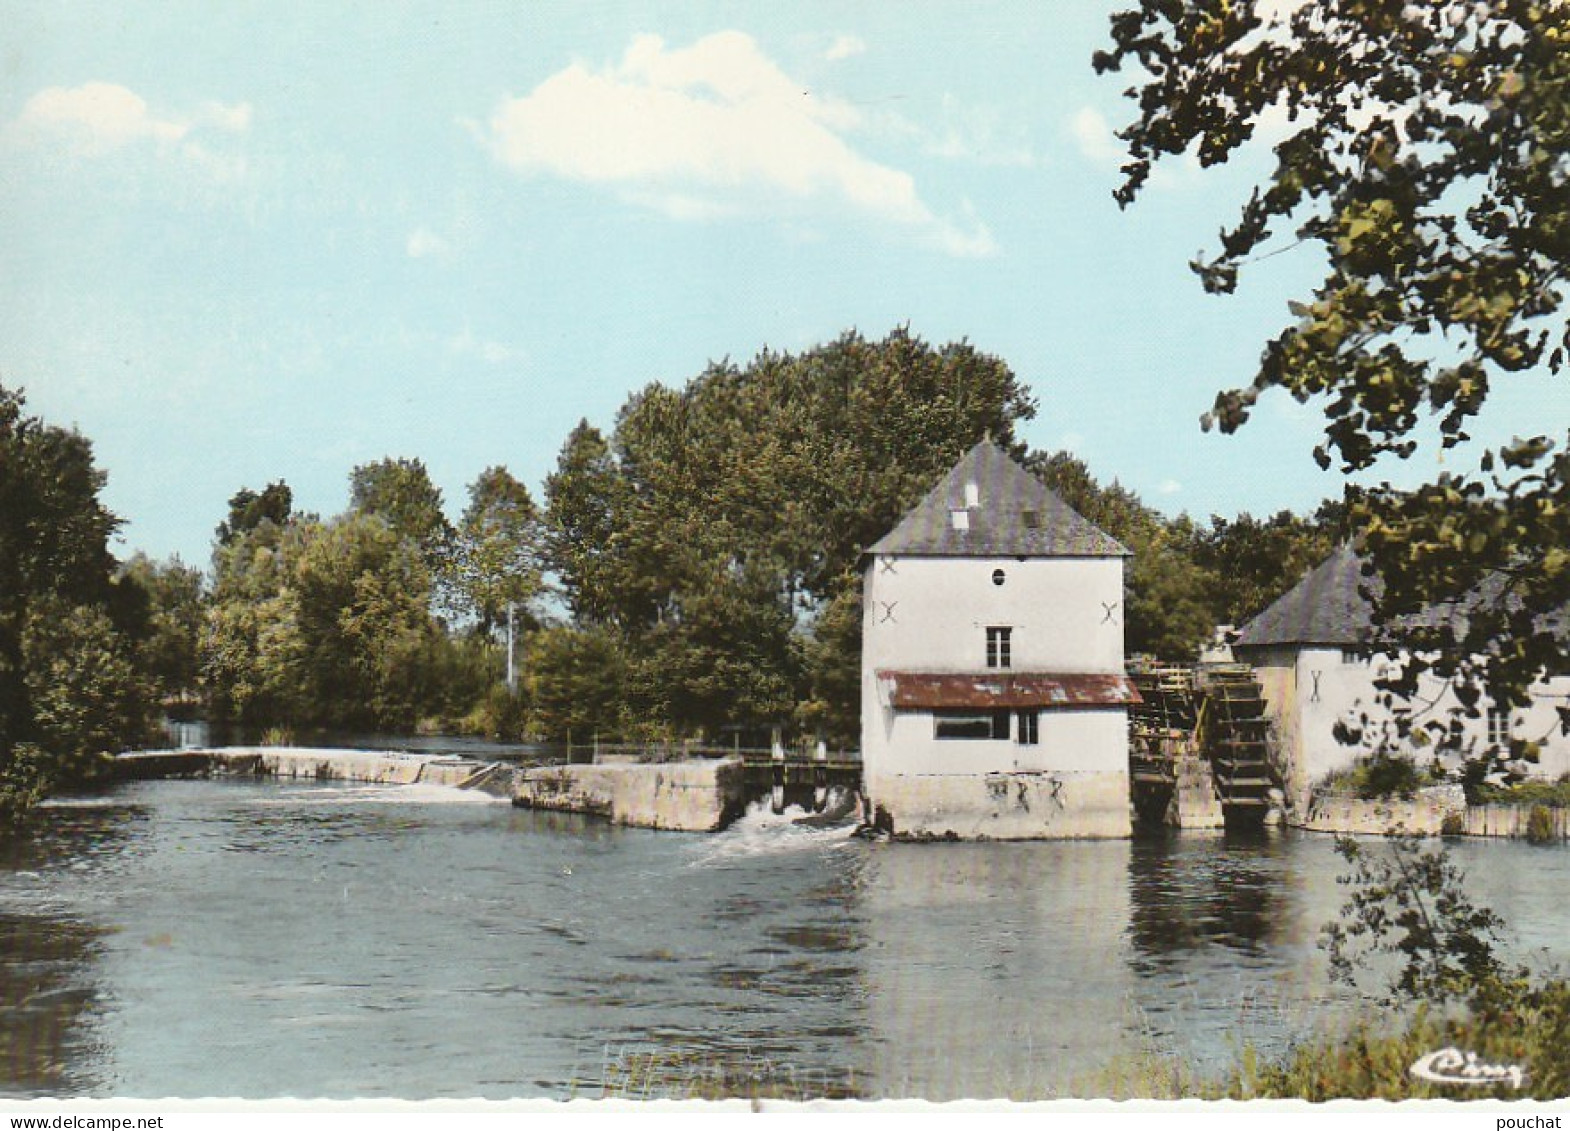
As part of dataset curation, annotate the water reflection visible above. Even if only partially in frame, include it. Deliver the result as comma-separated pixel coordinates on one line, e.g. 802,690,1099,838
0,913,105,1096
1125,829,1293,973
0,801,145,1097
857,841,1136,1099
3,782,1569,1100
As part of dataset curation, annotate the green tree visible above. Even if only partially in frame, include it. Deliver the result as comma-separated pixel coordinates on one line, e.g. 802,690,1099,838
451,465,542,636
557,327,1039,738
204,511,444,732
1097,1,1570,728
215,481,293,547
293,514,439,731
542,421,631,627
119,553,207,703
1188,508,1340,626
795,580,863,747
0,385,150,814
348,457,453,556
22,597,149,782
526,625,629,742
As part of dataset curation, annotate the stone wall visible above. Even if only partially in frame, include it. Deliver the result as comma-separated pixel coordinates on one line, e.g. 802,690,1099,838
1172,754,1225,830
512,758,751,832
1291,784,1570,840
865,769,1131,840
1294,784,1466,836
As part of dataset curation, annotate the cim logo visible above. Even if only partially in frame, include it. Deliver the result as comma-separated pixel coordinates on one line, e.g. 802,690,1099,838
1409,1046,1528,1090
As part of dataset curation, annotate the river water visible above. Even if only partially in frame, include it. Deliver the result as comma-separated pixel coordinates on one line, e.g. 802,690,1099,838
2,777,1567,1101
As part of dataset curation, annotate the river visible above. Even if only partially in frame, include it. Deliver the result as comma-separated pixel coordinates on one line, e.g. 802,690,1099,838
3,777,1567,1101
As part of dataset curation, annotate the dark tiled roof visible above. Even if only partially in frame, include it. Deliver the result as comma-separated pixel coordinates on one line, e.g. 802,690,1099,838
1232,544,1523,649
878,670,1142,709
865,439,1129,559
1234,543,1375,648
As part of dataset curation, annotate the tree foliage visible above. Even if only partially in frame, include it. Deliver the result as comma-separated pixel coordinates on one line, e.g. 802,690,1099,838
118,553,208,703
1098,1,1570,723
215,481,293,547
540,327,1038,742
205,509,445,732
0,385,152,814
450,465,542,635
1322,833,1507,1006
348,457,453,555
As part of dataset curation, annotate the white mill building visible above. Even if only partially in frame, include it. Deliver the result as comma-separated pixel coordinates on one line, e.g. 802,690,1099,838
1234,544,1570,808
859,440,1140,839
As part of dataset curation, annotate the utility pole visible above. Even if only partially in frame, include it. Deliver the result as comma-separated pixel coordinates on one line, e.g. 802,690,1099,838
506,602,517,693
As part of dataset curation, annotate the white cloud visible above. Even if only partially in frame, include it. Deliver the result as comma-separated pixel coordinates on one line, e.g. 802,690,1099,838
1069,106,1123,170
11,82,251,156
407,228,452,259
476,31,994,257
920,94,1039,168
824,35,866,61
1158,478,1183,495
199,100,253,134
448,326,522,365
8,82,254,187
14,82,188,151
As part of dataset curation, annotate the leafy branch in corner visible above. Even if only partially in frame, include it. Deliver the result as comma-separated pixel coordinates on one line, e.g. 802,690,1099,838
1321,833,1514,1007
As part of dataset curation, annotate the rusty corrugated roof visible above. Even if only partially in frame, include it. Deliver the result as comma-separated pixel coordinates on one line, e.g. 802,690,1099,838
878,670,1142,709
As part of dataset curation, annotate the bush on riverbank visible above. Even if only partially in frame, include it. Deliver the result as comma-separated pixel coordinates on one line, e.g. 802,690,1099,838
1320,752,1442,800
1469,774,1570,809
1220,977,1570,1100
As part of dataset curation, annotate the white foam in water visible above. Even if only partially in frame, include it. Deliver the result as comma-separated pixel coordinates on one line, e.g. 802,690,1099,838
686,789,862,866
250,782,506,807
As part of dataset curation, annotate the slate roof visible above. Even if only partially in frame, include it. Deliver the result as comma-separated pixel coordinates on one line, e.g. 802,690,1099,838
1233,543,1375,648
865,439,1129,559
1232,544,1557,650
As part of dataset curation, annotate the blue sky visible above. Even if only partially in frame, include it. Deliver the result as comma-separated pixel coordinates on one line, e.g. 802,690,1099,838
2,1,1559,568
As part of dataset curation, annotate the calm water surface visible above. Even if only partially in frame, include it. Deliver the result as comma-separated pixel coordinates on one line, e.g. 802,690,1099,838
3,778,1567,1100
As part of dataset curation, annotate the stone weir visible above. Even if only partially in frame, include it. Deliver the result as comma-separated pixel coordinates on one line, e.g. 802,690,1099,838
511,758,753,833
113,748,757,829
113,747,516,797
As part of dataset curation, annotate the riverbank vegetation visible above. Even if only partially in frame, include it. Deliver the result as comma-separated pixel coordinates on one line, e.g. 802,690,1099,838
0,387,159,819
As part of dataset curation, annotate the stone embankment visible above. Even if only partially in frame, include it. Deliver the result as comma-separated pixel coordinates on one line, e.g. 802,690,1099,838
1294,783,1569,840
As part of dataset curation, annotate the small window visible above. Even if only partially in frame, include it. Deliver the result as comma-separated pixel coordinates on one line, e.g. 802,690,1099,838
950,508,970,531
991,568,1006,587
1341,649,1364,665
1487,706,1513,746
935,709,1010,740
1015,709,1039,746
1021,510,1040,530
964,481,980,508
986,626,1012,669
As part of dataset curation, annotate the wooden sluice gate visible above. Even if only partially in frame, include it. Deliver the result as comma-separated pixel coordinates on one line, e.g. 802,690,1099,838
1127,660,1281,828
739,738,863,815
